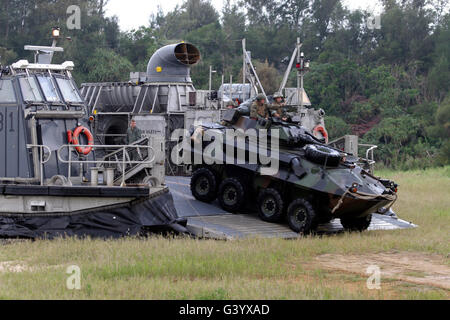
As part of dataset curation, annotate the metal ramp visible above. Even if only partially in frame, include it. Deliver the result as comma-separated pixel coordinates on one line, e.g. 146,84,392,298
166,176,417,240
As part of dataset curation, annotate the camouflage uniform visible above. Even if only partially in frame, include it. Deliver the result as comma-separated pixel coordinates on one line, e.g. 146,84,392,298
270,92,287,118
270,102,287,117
250,94,270,119
250,101,271,119
226,100,238,109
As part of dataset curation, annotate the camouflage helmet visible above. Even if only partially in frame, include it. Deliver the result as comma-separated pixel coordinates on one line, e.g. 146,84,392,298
226,100,237,107
256,93,266,101
273,92,284,99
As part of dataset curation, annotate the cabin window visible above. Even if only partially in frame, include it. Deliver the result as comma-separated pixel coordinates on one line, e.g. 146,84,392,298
0,79,16,103
37,75,61,102
55,78,83,103
19,77,43,102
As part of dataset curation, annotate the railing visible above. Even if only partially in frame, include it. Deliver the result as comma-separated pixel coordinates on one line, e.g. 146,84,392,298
56,143,155,186
358,144,377,174
328,136,378,174
359,144,377,162
27,144,52,185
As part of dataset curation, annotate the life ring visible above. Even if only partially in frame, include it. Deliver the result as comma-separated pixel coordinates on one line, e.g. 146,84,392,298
70,126,94,155
313,125,329,144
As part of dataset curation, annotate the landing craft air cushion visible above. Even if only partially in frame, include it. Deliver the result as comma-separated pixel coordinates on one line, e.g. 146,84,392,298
0,33,186,238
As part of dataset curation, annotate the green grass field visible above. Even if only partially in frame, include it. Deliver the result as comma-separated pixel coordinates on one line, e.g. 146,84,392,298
0,167,449,300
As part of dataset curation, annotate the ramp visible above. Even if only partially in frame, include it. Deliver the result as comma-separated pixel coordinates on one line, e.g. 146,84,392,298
166,176,417,240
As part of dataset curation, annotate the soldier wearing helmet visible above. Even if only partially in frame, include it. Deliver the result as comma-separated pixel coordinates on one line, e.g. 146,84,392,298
250,93,270,120
225,100,238,109
271,92,289,121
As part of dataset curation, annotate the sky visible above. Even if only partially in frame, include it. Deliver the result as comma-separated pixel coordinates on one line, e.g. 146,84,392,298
105,0,382,31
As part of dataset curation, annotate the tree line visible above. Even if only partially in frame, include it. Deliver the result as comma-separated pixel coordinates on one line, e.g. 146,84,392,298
0,0,448,169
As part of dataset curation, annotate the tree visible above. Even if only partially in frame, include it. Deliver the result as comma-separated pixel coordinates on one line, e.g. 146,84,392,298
0,47,17,65
84,48,133,82
157,0,220,39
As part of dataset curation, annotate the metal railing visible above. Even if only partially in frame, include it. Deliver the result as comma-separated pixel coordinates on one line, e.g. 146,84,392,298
57,144,155,186
27,144,52,185
357,144,378,174
359,144,377,162
327,136,378,174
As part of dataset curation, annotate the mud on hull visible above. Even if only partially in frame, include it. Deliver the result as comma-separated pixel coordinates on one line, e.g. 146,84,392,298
330,196,393,220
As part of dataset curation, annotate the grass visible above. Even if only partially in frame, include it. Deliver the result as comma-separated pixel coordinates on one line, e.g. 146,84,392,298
0,167,449,300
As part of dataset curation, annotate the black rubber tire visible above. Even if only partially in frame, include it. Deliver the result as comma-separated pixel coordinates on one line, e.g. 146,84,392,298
190,167,218,203
257,188,284,222
218,177,246,213
341,214,372,232
287,198,316,234
304,145,341,167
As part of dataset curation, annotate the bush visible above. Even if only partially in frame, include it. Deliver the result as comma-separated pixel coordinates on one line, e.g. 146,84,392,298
436,140,450,166
363,116,424,167
325,116,351,139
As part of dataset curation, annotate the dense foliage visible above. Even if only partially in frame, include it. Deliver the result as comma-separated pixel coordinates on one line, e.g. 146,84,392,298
0,0,448,169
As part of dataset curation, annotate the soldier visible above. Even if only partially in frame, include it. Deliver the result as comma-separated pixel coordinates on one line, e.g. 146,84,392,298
126,118,142,145
250,94,270,120
126,118,142,161
225,100,238,109
271,92,289,121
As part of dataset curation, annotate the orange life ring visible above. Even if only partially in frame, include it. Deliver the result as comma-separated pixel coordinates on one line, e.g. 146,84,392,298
313,125,329,144
71,126,94,155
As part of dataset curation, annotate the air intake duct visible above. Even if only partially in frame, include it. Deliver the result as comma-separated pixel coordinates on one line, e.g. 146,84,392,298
146,42,201,83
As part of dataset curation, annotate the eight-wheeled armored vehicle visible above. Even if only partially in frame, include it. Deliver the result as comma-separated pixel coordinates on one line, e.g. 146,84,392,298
187,108,398,234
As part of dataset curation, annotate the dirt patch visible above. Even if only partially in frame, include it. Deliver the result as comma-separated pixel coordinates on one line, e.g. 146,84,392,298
351,116,381,137
314,252,450,290
0,261,32,273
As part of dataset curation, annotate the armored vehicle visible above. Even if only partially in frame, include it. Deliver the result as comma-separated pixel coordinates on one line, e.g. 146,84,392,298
0,38,185,238
187,108,398,234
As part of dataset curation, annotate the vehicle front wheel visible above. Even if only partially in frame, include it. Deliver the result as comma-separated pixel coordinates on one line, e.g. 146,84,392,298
218,177,246,213
257,188,284,222
340,214,372,231
287,198,316,234
190,167,218,203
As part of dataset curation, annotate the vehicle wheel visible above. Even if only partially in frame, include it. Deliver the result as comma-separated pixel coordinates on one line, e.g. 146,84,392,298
340,214,372,231
304,145,341,167
287,198,316,234
190,167,218,203
257,188,284,222
218,177,246,213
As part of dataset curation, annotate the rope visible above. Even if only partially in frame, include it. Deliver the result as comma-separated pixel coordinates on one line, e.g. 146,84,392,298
332,189,350,214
